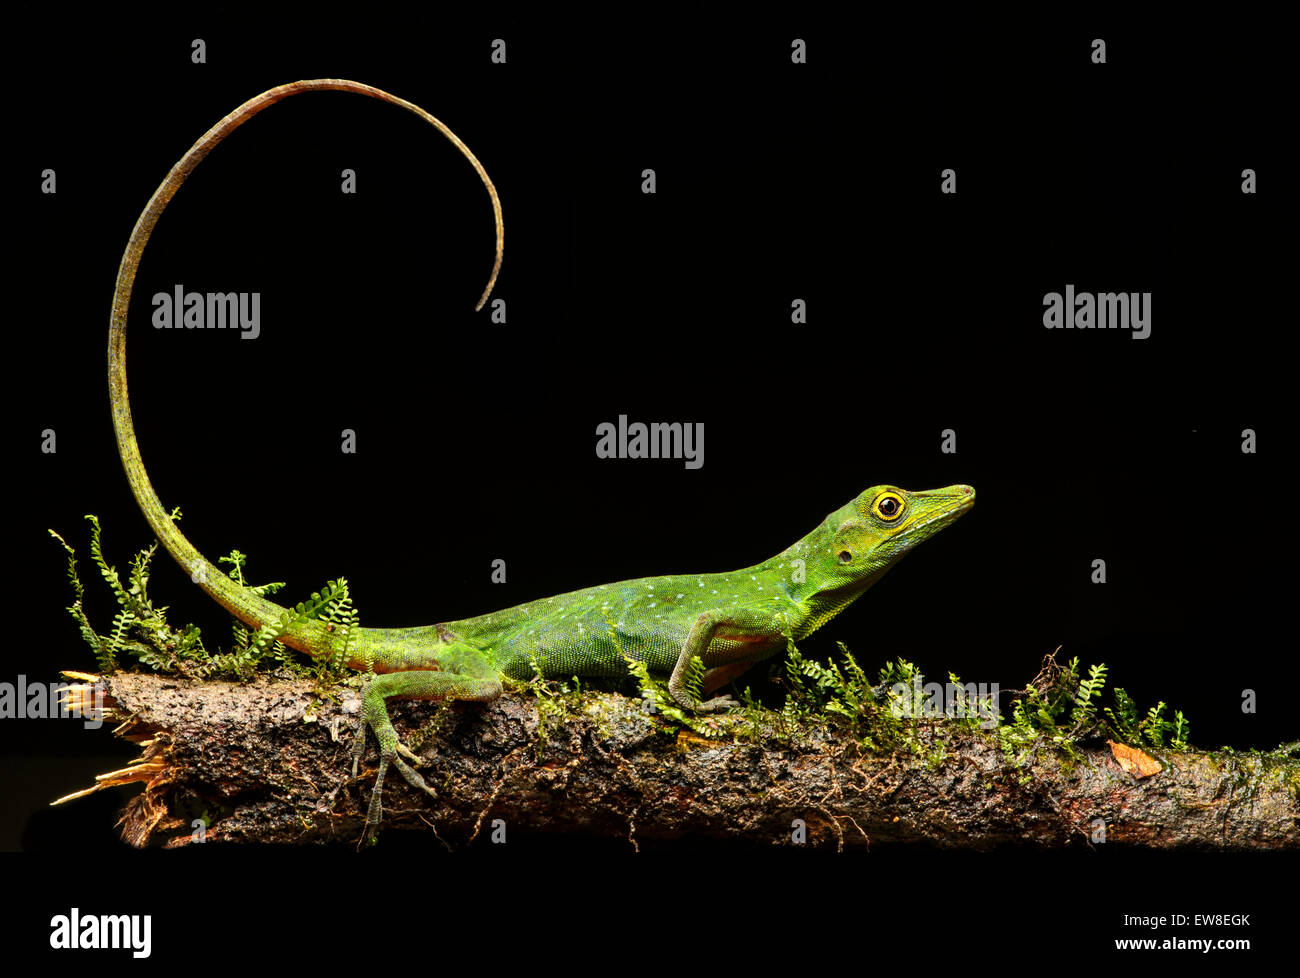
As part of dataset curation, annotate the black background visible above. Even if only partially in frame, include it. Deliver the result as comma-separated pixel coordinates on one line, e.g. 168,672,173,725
4,12,1292,968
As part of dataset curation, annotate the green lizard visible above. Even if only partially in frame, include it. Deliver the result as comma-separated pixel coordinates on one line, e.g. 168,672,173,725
107,79,975,842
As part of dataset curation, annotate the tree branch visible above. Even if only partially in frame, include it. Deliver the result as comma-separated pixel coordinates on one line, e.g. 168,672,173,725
55,672,1299,850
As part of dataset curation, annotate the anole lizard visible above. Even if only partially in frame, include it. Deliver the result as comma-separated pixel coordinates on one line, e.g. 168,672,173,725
107,79,975,842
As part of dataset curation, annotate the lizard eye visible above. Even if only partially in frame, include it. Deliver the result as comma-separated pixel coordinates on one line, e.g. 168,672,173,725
838,550,852,564
874,492,905,521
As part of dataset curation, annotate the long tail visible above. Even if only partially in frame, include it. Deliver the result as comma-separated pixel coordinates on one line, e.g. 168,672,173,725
108,79,503,653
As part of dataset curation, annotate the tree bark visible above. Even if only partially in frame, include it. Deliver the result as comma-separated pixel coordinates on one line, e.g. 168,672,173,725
58,672,1299,850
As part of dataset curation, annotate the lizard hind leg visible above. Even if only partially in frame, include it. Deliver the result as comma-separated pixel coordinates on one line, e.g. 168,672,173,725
350,670,502,846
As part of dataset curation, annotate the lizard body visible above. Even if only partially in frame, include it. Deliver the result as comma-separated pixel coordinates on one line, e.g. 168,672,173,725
107,80,974,842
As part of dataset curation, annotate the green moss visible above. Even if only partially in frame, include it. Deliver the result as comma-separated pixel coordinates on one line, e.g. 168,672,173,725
522,651,586,757
1201,742,1300,803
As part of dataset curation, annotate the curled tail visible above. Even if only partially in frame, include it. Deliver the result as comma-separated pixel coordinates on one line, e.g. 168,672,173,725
107,79,503,654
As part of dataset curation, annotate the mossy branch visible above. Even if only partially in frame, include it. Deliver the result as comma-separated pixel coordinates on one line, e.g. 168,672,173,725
55,672,1300,849
48,519,1298,849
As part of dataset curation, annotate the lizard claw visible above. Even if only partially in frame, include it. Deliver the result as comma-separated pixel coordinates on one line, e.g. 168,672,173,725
390,753,437,798
395,741,423,766
349,719,367,778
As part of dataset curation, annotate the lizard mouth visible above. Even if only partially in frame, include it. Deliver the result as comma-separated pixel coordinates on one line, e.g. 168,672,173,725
892,492,974,545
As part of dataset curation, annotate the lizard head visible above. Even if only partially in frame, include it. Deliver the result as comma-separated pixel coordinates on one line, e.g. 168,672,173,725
826,484,975,584
777,484,974,638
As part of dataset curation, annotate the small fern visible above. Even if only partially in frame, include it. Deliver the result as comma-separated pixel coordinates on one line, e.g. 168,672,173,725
318,577,360,678
1000,650,1195,781
783,641,880,732
220,549,286,599
1104,686,1140,741
203,579,351,680
617,646,736,740
1171,710,1190,750
50,516,362,684
86,514,131,612
1070,661,1108,732
49,527,113,672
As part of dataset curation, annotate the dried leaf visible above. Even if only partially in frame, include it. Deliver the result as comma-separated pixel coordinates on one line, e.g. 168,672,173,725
1108,739,1162,778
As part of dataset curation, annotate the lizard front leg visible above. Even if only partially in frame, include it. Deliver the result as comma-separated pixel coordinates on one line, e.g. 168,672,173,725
668,608,785,713
350,669,502,846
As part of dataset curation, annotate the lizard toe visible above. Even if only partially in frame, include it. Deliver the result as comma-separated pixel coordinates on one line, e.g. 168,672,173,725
696,694,739,713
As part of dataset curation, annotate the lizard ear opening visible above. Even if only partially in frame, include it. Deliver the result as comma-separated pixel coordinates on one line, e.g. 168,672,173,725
838,550,852,564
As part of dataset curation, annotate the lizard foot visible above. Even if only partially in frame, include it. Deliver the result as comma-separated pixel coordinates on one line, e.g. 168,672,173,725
349,670,502,846
694,694,739,714
350,701,437,847
666,679,740,715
